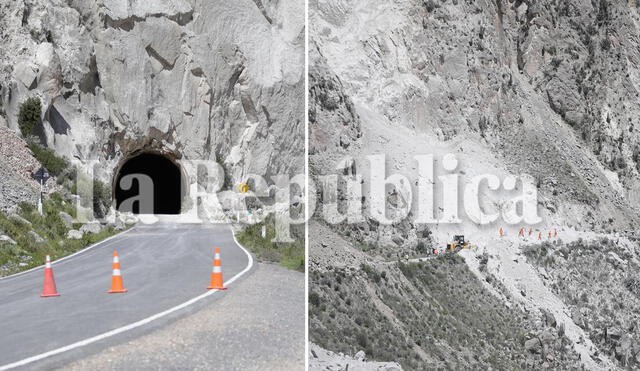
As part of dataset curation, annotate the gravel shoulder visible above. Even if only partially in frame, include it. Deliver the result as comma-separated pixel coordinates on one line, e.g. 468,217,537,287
61,263,305,371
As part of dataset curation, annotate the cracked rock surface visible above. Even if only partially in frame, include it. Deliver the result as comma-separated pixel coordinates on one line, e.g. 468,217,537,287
310,0,640,369
0,0,304,186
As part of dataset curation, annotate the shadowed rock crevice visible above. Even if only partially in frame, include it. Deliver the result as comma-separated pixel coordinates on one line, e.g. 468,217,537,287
103,10,193,31
21,3,31,27
251,0,273,24
44,104,71,135
145,45,176,70
79,55,101,95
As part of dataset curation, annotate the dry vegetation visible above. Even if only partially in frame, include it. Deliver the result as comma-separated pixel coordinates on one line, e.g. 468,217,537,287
524,238,640,368
310,252,580,369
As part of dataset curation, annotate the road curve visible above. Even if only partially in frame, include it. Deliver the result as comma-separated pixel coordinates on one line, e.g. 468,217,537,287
0,223,253,370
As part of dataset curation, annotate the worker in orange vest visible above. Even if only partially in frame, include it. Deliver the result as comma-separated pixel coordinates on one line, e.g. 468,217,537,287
518,228,524,237
499,227,504,237
554,229,558,237
529,228,533,236
538,231,542,240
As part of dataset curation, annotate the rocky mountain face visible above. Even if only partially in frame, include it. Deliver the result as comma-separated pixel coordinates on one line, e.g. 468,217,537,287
309,342,403,370
0,0,304,191
310,0,640,369
0,125,39,213
523,237,640,368
311,0,640,232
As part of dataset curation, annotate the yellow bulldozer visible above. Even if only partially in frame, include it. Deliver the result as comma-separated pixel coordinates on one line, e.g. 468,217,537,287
446,235,471,253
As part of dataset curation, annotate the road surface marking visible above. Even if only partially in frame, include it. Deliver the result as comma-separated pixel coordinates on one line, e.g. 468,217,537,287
0,225,253,370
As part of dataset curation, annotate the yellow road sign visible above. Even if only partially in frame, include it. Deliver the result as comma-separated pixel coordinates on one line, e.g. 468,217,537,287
238,183,250,193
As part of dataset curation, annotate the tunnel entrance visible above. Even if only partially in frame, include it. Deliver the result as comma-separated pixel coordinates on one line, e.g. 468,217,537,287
114,153,183,214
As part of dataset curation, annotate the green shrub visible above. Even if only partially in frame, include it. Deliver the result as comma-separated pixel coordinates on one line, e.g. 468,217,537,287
236,216,304,272
27,142,68,176
18,97,41,137
309,292,321,307
361,263,381,283
56,166,77,187
416,240,429,254
93,179,112,218
0,192,124,276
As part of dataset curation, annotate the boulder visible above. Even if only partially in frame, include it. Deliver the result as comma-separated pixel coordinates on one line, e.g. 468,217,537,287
539,330,555,345
67,230,83,239
28,231,45,243
59,211,74,228
540,308,557,327
13,63,38,89
525,338,542,354
571,308,584,328
80,222,102,234
607,327,623,341
620,334,632,351
9,214,32,227
109,216,126,231
354,350,366,361
114,219,125,231
0,235,17,245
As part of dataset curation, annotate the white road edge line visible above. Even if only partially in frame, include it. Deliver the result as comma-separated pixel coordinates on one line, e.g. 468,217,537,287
0,225,254,371
0,227,137,281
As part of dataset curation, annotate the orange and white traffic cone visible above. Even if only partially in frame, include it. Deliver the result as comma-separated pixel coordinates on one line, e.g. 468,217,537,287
41,255,60,297
207,248,227,290
108,251,128,293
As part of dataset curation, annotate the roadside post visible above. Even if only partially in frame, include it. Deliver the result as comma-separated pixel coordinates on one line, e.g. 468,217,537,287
32,167,50,215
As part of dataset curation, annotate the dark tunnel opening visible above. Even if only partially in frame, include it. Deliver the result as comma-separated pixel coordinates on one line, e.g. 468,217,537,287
114,153,183,214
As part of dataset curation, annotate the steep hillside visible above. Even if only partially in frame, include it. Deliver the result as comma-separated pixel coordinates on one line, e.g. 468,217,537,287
310,0,640,369
311,0,640,232
0,125,39,213
309,222,580,370
523,237,640,369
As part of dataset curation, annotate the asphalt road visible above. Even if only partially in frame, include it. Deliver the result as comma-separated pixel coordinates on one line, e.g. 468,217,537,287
63,264,305,370
0,223,252,370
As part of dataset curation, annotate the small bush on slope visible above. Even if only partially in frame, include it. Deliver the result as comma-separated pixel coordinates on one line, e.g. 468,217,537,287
18,97,41,137
27,142,68,176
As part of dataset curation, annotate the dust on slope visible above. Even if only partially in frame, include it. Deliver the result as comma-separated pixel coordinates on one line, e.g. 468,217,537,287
460,230,617,370
309,1,640,369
